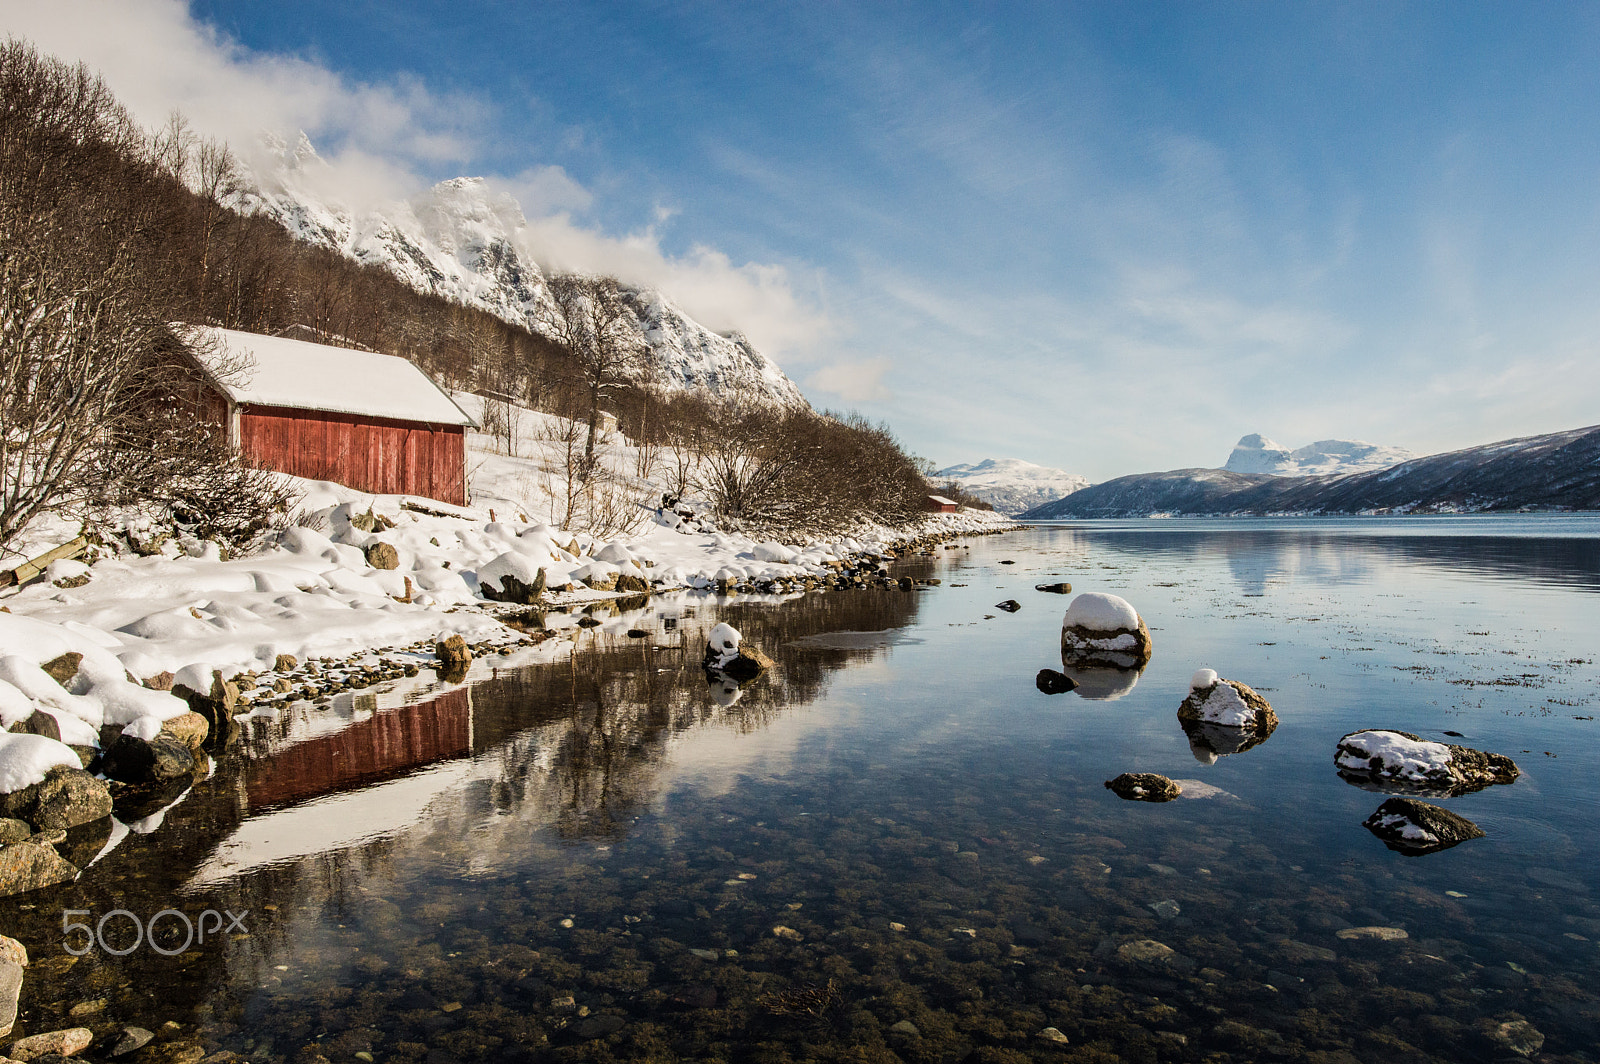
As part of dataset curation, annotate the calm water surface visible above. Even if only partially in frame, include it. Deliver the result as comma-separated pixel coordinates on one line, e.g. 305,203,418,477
6,517,1599,1063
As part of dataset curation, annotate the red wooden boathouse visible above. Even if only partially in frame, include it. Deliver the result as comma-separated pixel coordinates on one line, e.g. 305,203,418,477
185,327,477,505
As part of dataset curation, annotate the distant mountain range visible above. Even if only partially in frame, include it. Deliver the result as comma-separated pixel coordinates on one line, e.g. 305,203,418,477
231,134,807,408
1224,434,1416,476
934,458,1090,515
1021,424,1600,518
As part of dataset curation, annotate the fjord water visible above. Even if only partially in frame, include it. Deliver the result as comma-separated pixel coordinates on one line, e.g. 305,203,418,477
8,517,1600,1062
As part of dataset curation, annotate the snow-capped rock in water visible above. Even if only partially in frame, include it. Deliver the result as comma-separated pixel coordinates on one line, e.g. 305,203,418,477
1224,434,1415,476
1334,729,1520,796
934,458,1090,515
1362,797,1485,856
232,134,806,408
1177,673,1277,735
1060,592,1152,670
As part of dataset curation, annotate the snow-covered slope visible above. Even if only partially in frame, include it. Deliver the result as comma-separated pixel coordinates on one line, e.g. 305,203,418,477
934,458,1090,515
1224,434,1416,476
231,134,806,408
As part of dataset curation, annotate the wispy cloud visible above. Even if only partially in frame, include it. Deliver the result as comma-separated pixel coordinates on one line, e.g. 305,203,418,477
806,358,893,403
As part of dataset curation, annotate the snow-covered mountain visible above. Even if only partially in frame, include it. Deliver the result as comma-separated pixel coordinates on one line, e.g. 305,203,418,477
230,134,807,408
1224,434,1415,476
934,458,1090,515
1024,423,1600,518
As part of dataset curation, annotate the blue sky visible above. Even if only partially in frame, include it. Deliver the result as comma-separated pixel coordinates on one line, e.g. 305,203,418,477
9,1,1600,479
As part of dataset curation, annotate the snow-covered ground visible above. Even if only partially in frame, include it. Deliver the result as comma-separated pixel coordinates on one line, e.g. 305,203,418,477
1,398,1009,759
934,457,1090,515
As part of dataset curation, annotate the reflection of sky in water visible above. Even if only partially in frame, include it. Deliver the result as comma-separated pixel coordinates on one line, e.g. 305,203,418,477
11,516,1600,1059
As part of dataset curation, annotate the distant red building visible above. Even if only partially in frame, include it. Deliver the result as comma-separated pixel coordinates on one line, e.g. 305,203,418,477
925,494,960,513
184,327,477,505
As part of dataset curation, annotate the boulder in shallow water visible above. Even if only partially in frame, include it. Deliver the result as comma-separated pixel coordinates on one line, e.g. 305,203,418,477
1362,797,1485,855
436,635,472,664
1061,593,1152,669
0,766,112,830
0,838,78,897
1335,729,1519,796
97,733,197,784
1104,772,1181,802
1035,669,1077,695
1178,673,1278,737
702,623,773,682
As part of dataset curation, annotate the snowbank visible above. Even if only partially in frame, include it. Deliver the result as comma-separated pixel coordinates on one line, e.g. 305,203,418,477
2,397,1013,733
0,732,81,792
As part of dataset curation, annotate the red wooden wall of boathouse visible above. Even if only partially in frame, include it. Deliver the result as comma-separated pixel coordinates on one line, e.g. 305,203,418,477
237,403,469,505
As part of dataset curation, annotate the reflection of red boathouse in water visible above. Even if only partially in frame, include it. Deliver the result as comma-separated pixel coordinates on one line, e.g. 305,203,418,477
245,688,473,810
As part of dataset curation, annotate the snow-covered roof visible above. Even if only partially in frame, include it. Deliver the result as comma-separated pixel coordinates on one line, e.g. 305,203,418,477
188,326,476,427
927,495,958,506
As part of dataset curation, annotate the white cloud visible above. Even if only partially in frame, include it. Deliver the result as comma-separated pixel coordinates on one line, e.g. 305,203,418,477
493,166,593,216
1,0,829,363
520,215,831,354
806,358,893,403
1,0,482,164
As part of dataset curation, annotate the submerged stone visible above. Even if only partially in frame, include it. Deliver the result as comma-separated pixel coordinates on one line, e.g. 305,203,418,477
1105,773,1181,802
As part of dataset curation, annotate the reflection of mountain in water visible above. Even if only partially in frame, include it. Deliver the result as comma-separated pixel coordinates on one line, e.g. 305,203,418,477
1057,526,1600,594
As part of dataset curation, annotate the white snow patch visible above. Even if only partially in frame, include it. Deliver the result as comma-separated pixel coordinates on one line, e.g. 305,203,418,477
123,716,165,742
1063,592,1140,632
191,326,475,427
706,623,741,668
1336,731,1453,780
0,732,82,793
1193,682,1253,727
1371,813,1436,842
1190,668,1219,691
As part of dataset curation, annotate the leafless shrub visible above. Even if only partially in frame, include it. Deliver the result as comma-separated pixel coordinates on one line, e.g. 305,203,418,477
530,274,648,479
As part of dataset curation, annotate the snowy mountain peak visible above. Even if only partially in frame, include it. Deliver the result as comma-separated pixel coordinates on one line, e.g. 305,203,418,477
1223,434,1416,477
935,457,1091,515
231,134,807,409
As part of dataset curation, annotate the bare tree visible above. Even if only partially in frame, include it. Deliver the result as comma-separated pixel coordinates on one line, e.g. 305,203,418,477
0,41,291,555
531,274,647,479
